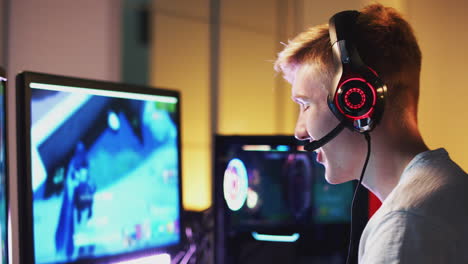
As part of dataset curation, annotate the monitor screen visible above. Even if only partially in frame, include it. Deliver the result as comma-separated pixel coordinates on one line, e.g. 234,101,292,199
216,136,355,233
0,67,8,264
16,72,182,264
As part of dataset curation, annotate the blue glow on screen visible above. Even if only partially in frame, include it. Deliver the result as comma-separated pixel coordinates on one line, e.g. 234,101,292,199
30,83,180,264
276,145,289,152
251,232,300,243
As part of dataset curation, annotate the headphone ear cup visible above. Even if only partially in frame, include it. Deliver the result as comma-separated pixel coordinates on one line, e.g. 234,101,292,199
335,79,375,118
327,76,381,132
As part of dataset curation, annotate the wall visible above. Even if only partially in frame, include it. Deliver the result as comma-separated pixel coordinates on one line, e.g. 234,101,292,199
407,0,468,171
7,1,121,262
122,0,151,85
218,0,298,135
150,0,212,211
0,0,5,67
149,0,300,211
302,0,362,29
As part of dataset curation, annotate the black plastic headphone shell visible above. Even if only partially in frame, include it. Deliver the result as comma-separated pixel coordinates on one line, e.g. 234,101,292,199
328,10,387,133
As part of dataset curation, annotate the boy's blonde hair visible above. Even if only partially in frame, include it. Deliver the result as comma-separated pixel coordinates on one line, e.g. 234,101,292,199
275,4,422,120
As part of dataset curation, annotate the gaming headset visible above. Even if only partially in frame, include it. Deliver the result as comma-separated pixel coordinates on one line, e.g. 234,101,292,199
304,10,387,152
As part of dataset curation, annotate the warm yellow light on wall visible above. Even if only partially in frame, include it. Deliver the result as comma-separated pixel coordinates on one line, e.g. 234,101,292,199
150,3,212,211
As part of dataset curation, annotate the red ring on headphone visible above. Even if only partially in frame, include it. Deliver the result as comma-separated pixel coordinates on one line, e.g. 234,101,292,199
334,77,377,119
344,88,366,109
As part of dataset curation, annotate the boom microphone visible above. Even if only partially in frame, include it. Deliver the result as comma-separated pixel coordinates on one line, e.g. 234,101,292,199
304,122,346,152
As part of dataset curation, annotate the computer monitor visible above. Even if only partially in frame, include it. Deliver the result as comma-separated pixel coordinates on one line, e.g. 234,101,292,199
16,71,182,264
214,135,368,264
0,67,8,264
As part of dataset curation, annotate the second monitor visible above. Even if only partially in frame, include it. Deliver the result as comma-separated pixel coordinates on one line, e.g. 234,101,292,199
214,135,368,264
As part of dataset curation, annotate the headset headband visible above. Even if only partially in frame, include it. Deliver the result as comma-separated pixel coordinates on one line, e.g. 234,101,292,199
329,11,365,69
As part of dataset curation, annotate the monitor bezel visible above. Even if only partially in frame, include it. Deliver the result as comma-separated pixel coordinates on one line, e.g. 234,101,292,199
16,71,184,264
0,66,10,264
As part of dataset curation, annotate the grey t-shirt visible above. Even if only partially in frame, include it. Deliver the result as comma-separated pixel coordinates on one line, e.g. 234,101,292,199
359,148,468,263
